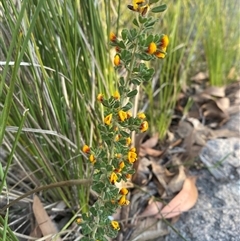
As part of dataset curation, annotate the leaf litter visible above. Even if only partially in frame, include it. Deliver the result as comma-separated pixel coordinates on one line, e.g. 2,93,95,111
115,80,240,241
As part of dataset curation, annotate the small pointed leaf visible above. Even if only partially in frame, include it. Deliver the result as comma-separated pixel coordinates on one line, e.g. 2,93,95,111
151,4,167,13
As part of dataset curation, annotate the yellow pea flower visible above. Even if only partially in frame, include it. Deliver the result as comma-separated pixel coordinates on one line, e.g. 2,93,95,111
113,91,120,100
140,120,149,132
115,134,121,142
109,172,118,184
155,46,167,59
114,54,120,66
97,93,104,102
128,149,137,163
120,188,129,195
147,42,157,54
110,32,117,42
104,114,113,125
89,154,96,164
119,161,125,169
126,173,132,179
76,218,81,224
126,137,132,146
82,144,90,154
118,110,128,122
118,195,130,205
111,220,120,230
160,35,169,48
137,112,146,119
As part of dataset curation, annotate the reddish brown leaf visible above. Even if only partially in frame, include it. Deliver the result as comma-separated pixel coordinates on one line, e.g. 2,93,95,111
141,133,159,148
167,165,186,194
139,199,163,218
141,147,163,157
32,195,62,241
156,176,198,219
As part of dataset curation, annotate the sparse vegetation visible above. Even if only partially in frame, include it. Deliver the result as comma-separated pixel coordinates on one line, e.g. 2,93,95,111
0,0,239,240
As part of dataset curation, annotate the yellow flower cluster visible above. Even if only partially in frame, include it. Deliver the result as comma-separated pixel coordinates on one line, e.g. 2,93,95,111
82,145,97,164
146,35,169,59
100,92,149,132
128,0,150,16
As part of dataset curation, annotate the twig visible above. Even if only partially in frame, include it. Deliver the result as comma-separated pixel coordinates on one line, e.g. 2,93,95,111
0,179,92,213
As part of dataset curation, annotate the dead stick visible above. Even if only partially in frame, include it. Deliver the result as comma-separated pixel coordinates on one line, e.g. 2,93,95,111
0,179,92,212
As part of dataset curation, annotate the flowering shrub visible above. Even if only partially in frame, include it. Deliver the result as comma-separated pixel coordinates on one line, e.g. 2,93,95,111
79,1,168,240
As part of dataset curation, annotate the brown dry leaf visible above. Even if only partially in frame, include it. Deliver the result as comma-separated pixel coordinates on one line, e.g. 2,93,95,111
227,105,240,115
141,133,159,148
181,126,195,161
215,97,230,112
176,120,193,139
140,147,163,157
167,165,186,194
196,93,213,102
190,72,208,83
164,168,175,177
210,129,240,139
130,218,168,241
151,161,168,192
139,199,163,218
132,157,152,185
201,100,229,121
156,176,198,219
205,86,226,98
32,195,62,241
133,132,148,180
139,133,160,157
28,226,42,241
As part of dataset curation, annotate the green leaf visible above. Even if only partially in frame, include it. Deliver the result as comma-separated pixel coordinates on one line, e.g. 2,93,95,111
119,77,125,86
154,34,161,43
113,101,120,108
121,49,132,62
102,100,110,107
119,86,125,95
149,0,160,4
121,29,128,40
122,102,133,111
132,18,139,27
118,40,126,49
136,52,153,61
92,182,105,193
151,4,167,13
144,19,157,28
119,130,130,137
145,34,154,45
138,15,147,24
139,63,146,72
130,28,137,39
128,169,136,174
130,78,141,85
81,223,92,235
127,89,138,97
89,206,98,216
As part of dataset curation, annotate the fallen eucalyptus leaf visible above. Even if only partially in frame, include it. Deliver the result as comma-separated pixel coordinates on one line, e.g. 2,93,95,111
32,195,62,241
156,176,198,219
